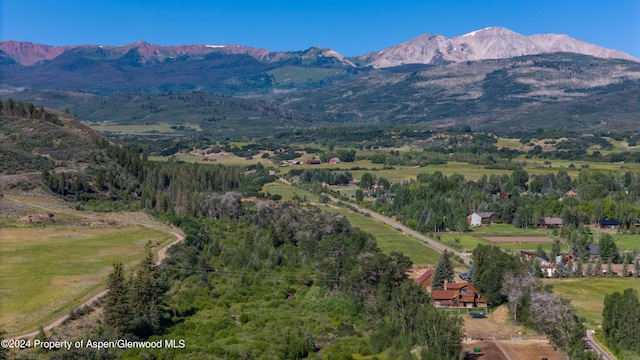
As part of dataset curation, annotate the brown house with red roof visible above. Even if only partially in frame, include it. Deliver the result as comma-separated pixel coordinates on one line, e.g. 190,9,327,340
432,282,487,308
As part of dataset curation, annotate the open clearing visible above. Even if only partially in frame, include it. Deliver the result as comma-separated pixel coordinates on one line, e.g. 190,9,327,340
482,236,554,243
0,225,173,335
499,340,563,360
545,277,640,328
463,340,508,360
462,305,561,359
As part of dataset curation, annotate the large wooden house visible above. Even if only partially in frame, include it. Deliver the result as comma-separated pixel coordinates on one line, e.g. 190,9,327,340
432,282,487,308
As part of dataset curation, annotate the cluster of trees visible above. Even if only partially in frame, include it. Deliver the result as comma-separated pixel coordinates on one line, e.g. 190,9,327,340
42,137,279,213
603,289,640,357
365,169,640,239
298,169,355,186
103,250,164,339
0,99,62,125
117,201,464,359
472,245,599,359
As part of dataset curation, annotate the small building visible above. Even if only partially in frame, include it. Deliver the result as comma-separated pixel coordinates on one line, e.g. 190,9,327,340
466,212,499,226
306,159,322,165
598,219,621,229
538,217,563,228
565,189,578,197
414,268,434,292
329,157,340,164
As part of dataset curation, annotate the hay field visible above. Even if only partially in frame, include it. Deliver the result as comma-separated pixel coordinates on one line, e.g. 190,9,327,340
482,236,554,244
0,224,173,335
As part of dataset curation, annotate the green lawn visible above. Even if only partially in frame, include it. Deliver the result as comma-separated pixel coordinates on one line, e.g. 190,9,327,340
469,224,548,236
612,233,640,251
546,277,640,327
0,226,172,335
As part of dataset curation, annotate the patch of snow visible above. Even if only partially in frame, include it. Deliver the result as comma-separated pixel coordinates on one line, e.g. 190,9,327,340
206,45,225,48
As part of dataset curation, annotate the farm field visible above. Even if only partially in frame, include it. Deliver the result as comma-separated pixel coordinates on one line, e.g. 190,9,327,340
545,277,640,327
0,225,173,335
438,233,568,254
482,236,554,243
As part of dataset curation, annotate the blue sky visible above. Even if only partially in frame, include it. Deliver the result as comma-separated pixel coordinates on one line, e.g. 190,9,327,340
2,0,639,58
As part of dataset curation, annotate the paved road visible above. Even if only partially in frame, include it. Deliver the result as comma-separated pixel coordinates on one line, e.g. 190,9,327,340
10,230,184,340
586,330,614,360
326,194,473,266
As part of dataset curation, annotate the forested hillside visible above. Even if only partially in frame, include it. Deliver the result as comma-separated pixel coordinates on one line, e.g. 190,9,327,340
0,99,98,174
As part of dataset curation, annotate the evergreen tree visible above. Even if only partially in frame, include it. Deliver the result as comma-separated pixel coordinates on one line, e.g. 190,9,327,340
130,248,163,337
595,259,602,276
585,261,594,277
606,260,614,277
622,255,630,277
103,263,134,336
432,250,455,290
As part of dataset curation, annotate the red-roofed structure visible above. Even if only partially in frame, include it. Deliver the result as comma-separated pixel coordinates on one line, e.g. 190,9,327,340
414,268,434,291
431,282,486,308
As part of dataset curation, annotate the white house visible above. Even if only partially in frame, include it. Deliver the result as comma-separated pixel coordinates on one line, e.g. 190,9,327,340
466,212,498,226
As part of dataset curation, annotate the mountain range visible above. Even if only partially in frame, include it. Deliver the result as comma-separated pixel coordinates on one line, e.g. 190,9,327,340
1,27,640,133
1,27,637,69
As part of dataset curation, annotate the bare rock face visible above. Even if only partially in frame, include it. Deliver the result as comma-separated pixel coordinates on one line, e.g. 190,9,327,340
360,26,638,68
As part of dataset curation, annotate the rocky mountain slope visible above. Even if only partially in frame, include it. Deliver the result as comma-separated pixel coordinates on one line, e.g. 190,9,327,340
359,27,638,68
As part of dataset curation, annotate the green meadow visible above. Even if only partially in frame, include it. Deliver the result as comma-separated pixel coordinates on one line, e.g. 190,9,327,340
0,226,172,335
545,277,640,327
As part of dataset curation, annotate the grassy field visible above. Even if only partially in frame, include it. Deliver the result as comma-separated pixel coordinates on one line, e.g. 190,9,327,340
469,224,548,236
261,182,317,201
438,233,568,254
262,183,441,266
612,233,640,251
545,277,640,327
0,226,173,335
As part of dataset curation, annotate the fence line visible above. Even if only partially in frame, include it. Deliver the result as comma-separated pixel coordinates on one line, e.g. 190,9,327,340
464,333,550,341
